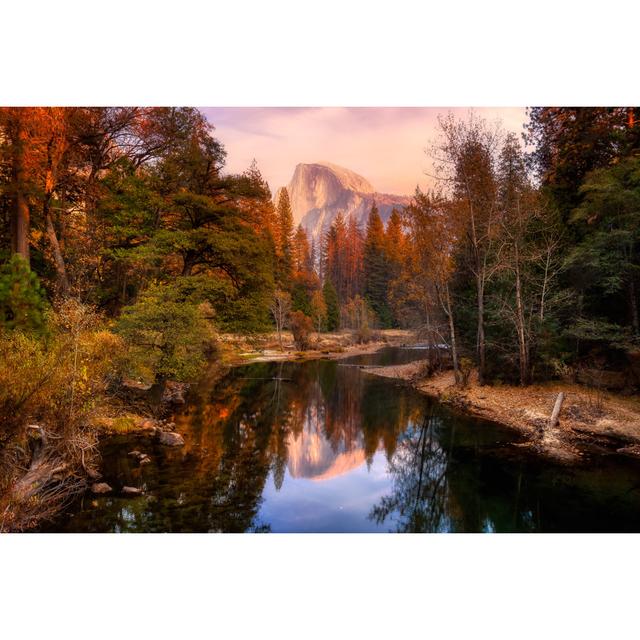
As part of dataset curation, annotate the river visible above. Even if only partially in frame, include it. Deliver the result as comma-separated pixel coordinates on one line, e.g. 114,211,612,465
45,347,640,532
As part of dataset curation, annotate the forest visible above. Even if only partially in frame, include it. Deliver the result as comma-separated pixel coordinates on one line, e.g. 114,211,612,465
0,106,639,530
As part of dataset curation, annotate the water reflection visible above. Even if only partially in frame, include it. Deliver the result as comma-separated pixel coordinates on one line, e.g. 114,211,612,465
44,348,640,533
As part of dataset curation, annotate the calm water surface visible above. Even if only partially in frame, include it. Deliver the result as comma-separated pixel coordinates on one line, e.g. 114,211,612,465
47,347,640,532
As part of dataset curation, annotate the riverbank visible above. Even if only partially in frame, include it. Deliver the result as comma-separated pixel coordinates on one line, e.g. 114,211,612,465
365,361,640,463
217,328,418,364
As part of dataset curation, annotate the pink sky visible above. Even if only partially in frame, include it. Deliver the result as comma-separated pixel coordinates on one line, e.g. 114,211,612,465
201,107,528,196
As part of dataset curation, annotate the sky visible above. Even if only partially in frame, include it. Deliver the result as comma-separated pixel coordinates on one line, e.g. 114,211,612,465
201,107,529,196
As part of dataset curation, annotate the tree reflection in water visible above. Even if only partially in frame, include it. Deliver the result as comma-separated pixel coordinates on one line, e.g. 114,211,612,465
44,349,640,533
370,409,453,532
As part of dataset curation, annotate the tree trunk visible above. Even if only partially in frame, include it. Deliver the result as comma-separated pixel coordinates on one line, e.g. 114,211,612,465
548,392,564,428
9,117,30,265
514,252,529,385
44,200,70,295
444,284,460,384
476,277,486,385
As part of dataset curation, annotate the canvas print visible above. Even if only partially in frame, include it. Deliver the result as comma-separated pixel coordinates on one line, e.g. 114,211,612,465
1,106,639,533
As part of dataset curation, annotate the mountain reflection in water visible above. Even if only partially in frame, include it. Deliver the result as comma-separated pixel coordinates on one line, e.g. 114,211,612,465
45,348,640,533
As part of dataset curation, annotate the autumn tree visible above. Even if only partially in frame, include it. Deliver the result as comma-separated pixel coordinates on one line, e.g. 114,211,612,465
404,188,461,382
270,289,292,350
433,113,501,384
292,225,312,275
310,289,327,332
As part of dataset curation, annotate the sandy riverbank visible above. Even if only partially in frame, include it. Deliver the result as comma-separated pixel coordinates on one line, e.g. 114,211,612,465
365,361,640,463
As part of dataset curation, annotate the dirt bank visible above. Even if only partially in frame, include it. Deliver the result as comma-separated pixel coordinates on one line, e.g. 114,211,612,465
366,361,640,463
219,329,417,364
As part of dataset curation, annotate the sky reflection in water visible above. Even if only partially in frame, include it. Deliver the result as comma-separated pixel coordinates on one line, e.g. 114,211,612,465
46,348,640,533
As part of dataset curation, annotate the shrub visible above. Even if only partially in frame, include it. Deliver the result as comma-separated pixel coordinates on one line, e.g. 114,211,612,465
289,311,313,350
116,284,215,382
0,255,47,332
459,357,473,388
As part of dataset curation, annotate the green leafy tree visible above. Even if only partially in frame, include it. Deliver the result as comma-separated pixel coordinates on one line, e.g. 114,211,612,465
566,157,640,340
116,283,214,382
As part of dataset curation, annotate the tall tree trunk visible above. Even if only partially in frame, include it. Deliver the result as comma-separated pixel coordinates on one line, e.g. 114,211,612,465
514,254,529,385
9,116,30,265
44,199,70,295
441,283,460,384
476,277,486,385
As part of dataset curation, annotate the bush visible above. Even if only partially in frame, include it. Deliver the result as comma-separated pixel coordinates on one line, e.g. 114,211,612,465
459,357,473,387
289,311,313,350
0,300,125,529
0,255,47,332
355,325,372,344
0,300,123,438
116,284,215,382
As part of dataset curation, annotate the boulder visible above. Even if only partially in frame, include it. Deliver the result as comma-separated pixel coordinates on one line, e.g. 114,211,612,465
91,482,112,494
119,378,153,401
158,431,185,447
121,486,143,496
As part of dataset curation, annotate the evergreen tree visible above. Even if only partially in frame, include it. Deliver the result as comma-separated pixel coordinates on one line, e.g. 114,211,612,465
275,188,294,284
0,255,47,332
363,204,392,327
322,279,340,331
292,224,311,275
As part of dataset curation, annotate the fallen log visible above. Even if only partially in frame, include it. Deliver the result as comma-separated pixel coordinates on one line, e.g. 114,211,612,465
548,392,565,429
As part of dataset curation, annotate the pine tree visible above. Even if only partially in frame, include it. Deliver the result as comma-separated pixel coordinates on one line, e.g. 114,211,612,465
363,204,392,327
322,279,340,331
292,224,311,275
275,187,294,285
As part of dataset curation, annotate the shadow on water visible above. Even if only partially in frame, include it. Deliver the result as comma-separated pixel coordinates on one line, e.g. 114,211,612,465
43,347,640,533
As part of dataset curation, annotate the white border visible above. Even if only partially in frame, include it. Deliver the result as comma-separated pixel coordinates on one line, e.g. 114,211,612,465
1,2,639,638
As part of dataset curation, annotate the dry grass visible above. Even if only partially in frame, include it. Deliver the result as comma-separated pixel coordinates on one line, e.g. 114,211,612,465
366,362,640,457
0,301,125,531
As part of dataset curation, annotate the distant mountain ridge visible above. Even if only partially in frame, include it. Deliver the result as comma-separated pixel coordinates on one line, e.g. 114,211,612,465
276,162,411,245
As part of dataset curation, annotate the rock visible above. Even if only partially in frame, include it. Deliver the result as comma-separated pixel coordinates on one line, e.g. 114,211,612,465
161,381,189,405
282,162,411,246
128,451,151,464
119,378,154,400
158,431,185,447
122,486,143,496
91,482,112,494
134,418,158,432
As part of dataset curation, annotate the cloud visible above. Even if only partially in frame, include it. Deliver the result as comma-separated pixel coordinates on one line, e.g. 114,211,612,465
201,107,528,196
